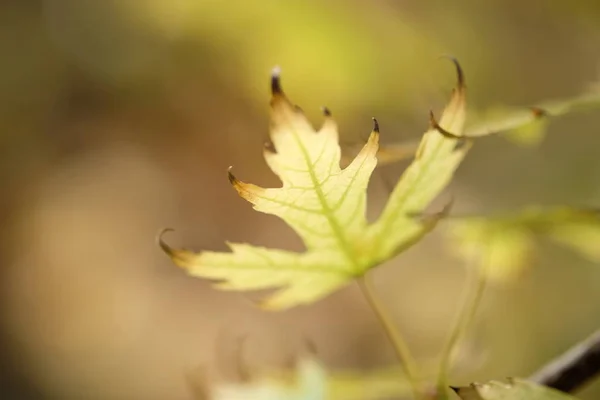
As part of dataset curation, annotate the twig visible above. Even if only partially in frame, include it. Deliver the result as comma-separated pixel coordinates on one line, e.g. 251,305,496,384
529,329,600,393
435,250,491,399
357,273,423,400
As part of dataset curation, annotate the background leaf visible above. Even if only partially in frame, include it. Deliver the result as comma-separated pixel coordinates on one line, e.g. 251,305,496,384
204,356,446,400
374,87,600,164
210,357,327,400
453,378,581,400
447,206,600,282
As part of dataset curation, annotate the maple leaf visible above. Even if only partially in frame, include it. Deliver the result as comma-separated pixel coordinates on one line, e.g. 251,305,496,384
159,62,470,310
372,85,600,165
447,206,600,282
191,354,442,400
208,357,327,400
453,378,580,400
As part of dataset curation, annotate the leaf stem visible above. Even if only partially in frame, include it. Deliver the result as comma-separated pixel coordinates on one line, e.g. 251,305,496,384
357,273,423,400
436,252,491,399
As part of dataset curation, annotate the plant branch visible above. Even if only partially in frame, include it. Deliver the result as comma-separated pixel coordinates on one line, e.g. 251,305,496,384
436,252,491,399
529,328,600,393
357,273,423,400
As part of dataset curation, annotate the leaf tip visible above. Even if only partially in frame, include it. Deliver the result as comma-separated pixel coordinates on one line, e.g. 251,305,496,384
227,165,237,185
157,228,176,255
429,110,461,138
157,228,194,269
530,106,548,119
372,117,380,133
321,106,332,117
227,167,263,204
271,65,283,95
439,55,466,90
263,140,277,154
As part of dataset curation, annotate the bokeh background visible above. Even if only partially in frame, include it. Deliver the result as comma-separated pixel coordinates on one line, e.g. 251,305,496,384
1,0,600,399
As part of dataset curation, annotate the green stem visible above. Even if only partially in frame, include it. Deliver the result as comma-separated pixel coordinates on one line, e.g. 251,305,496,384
436,251,492,399
358,273,423,400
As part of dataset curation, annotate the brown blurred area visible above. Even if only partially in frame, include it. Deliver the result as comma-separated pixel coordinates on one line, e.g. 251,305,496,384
1,0,600,399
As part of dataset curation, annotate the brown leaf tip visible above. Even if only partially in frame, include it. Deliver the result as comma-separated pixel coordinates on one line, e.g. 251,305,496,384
227,166,238,185
321,106,332,117
156,229,197,269
271,65,282,95
157,228,176,255
440,55,466,89
530,106,548,119
453,58,465,89
429,110,462,139
264,140,277,154
372,117,380,132
428,110,435,127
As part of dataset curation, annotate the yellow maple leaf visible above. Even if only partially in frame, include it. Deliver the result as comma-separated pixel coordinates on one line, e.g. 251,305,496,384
160,62,470,310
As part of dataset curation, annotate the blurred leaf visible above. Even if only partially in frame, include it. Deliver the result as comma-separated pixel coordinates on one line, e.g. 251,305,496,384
376,87,600,164
266,364,416,400
453,378,580,400
448,219,535,283
325,368,413,400
447,206,600,282
160,62,470,310
547,222,600,261
498,114,549,147
210,357,327,400
204,357,431,400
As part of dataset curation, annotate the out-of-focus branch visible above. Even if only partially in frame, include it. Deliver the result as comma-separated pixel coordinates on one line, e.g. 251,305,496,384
529,329,600,393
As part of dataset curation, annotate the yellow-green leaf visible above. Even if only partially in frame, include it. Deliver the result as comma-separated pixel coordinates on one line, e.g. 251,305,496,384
160,62,469,310
453,378,580,400
209,357,327,400
375,87,600,164
466,90,600,139
448,219,535,282
447,206,600,282
501,113,549,147
204,356,446,400
364,64,470,263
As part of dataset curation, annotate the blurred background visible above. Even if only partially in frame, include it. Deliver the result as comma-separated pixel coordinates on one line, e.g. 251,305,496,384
1,0,600,399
